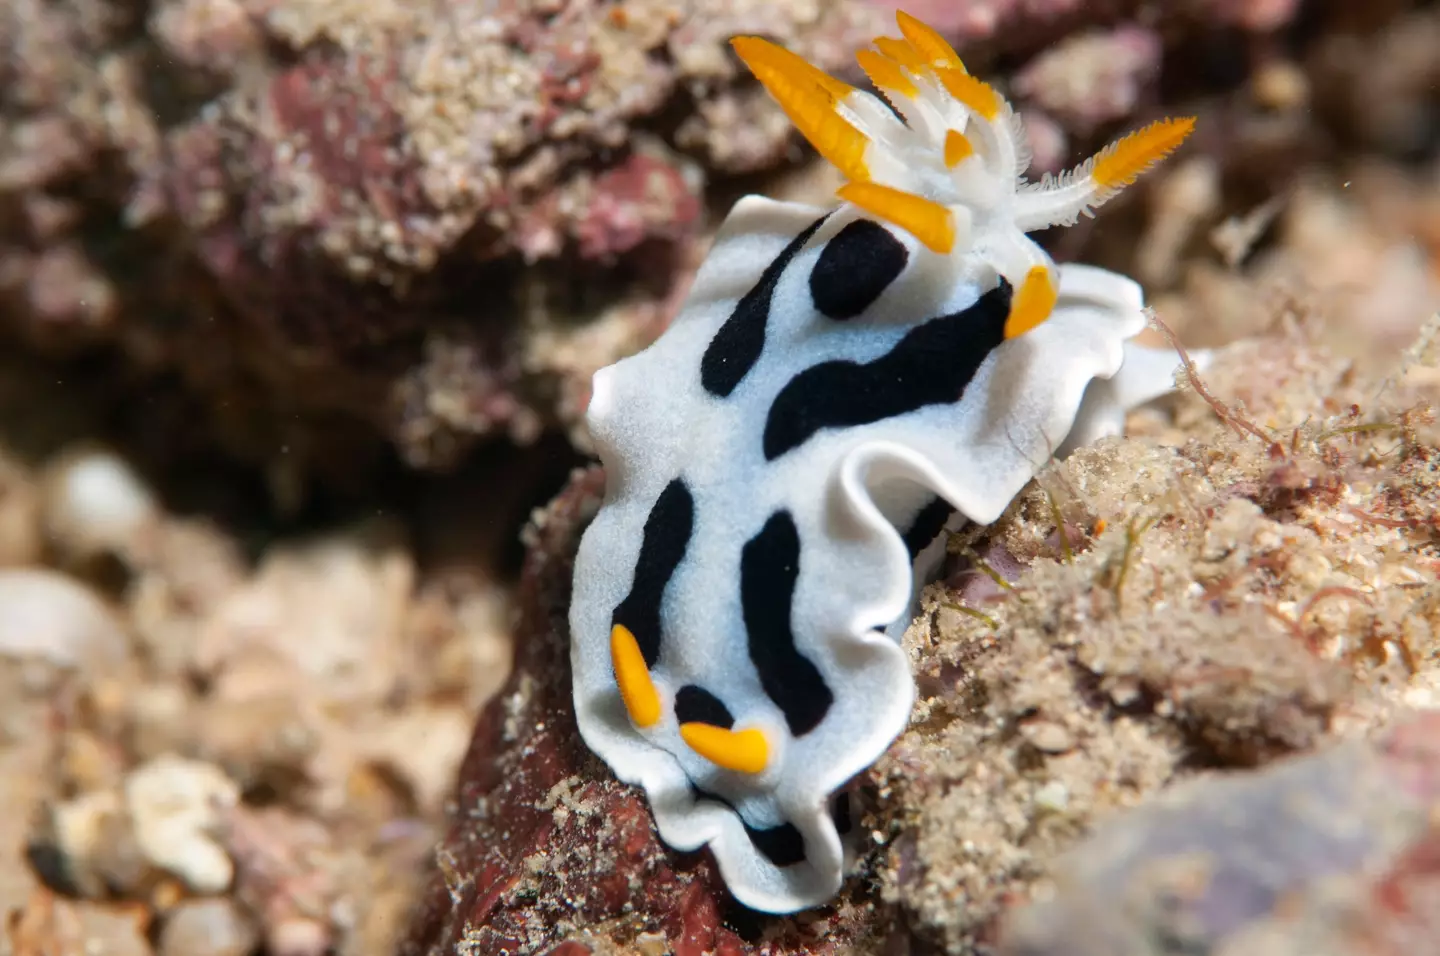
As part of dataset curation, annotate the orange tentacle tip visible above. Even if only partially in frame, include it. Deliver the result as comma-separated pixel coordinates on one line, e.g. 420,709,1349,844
872,35,926,73
837,181,955,255
1091,116,1198,191
1004,265,1058,339
679,723,770,774
730,35,855,100
895,10,965,73
936,68,1001,120
610,624,661,728
856,48,918,98
730,35,872,183
943,129,973,168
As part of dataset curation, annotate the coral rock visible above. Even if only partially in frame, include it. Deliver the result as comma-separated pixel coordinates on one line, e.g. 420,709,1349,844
998,711,1440,956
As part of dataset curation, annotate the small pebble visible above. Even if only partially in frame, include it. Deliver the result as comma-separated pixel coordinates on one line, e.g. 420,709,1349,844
125,755,240,893
1021,719,1076,755
1251,60,1309,112
0,569,129,668
269,916,331,956
159,898,260,956
636,931,668,956
40,446,158,565
1033,781,1070,813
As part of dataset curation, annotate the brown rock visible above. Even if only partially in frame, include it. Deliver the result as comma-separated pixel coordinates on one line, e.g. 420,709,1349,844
998,711,1440,956
4,0,1361,484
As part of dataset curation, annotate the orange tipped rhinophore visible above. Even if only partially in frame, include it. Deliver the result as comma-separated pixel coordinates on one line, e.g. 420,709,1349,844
943,129,973,168
837,181,956,254
730,36,873,183
894,9,965,72
733,10,1198,333
1090,117,1198,196
873,34,926,72
935,69,1001,120
855,48,918,99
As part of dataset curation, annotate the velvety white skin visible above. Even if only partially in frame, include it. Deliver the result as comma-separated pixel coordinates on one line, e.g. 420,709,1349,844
569,195,1180,913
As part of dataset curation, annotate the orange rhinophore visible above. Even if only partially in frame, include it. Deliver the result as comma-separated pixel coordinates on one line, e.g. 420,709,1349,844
732,10,1196,337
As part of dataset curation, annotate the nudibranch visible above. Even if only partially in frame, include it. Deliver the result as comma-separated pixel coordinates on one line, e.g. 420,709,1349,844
570,11,1196,913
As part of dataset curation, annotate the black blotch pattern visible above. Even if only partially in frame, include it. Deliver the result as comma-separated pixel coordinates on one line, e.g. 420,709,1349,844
902,496,955,560
611,479,694,667
741,511,834,737
692,786,808,868
831,793,853,835
674,685,735,729
745,820,808,868
809,219,909,320
700,214,830,397
763,278,1014,460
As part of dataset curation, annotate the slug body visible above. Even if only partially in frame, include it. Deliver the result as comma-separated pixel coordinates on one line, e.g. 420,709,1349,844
569,11,1196,913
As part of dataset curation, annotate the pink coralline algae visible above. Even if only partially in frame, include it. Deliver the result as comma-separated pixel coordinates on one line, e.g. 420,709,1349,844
1012,26,1163,133
863,0,1086,45
162,49,441,353
0,0,1362,483
574,152,703,263
0,0,893,477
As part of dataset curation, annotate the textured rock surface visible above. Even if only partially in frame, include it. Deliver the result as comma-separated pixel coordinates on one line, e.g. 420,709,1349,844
1,0,890,480
998,712,1440,956
6,0,1425,487
402,318,1440,953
